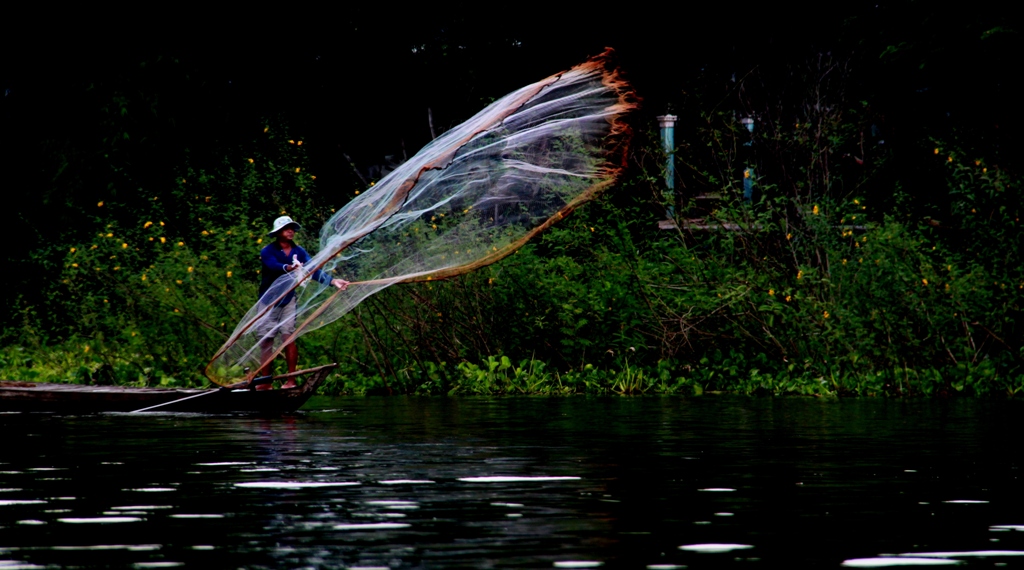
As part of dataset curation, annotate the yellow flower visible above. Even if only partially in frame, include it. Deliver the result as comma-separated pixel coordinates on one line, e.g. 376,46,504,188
785,295,792,302
355,191,360,195
295,167,301,173
159,221,164,226
297,140,303,146
263,126,269,133
768,289,775,296
983,168,987,173
311,175,317,180
144,221,153,229
176,279,183,285
947,156,953,163
113,266,120,271
853,199,860,205
934,148,939,155
177,241,184,247
201,230,209,236
106,233,113,238
226,271,233,278
159,237,166,244
812,205,819,215
122,243,128,249
84,345,90,353
90,244,98,250
71,263,78,268
432,224,437,230
842,259,847,265
922,278,928,285
256,238,263,244
141,274,147,281
149,237,154,241
823,310,830,319
187,266,194,273
797,270,803,280
590,227,595,232
786,233,792,240
97,201,104,207
248,158,254,163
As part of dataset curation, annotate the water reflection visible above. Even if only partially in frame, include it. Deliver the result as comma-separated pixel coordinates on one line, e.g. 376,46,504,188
2,397,1024,567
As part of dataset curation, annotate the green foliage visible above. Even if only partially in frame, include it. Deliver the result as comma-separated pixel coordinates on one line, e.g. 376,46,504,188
3,51,1022,398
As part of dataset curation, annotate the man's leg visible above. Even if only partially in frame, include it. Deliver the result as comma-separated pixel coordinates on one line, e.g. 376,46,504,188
258,338,275,391
282,342,298,388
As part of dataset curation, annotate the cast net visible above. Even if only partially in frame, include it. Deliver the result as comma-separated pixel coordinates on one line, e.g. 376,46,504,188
204,49,637,386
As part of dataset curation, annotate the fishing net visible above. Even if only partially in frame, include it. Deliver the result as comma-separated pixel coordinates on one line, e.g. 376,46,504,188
205,49,637,386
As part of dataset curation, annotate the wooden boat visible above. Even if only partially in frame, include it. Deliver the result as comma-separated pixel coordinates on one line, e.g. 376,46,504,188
0,364,336,413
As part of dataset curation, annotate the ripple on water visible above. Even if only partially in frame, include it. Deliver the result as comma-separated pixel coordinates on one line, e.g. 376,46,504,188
841,558,961,567
51,545,161,551
553,562,603,568
169,514,225,519
458,476,581,483
195,462,253,466
126,488,176,493
378,479,435,485
234,481,360,489
132,563,183,568
0,561,45,569
697,488,736,492
365,501,418,509
901,551,1024,558
58,517,143,524
333,523,411,530
943,500,988,504
646,566,686,569
991,525,1024,531
0,500,46,506
678,544,753,553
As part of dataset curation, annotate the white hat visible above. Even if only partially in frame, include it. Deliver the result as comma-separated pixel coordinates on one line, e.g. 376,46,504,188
268,216,302,236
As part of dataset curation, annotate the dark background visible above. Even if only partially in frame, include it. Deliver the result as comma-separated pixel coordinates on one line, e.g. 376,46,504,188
2,2,1020,324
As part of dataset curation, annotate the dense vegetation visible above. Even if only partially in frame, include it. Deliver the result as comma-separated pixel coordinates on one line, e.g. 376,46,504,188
2,5,1020,396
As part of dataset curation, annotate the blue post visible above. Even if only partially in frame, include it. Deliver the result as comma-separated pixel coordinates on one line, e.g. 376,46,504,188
657,114,677,217
740,117,755,203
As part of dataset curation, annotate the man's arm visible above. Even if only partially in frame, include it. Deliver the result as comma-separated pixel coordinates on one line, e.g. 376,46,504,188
299,248,349,290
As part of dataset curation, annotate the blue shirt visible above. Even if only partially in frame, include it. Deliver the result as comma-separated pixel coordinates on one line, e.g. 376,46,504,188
258,242,332,306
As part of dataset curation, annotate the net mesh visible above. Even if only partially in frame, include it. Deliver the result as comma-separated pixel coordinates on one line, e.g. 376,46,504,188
205,49,637,386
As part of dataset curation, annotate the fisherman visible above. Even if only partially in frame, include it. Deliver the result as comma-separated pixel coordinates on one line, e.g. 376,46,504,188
257,216,348,389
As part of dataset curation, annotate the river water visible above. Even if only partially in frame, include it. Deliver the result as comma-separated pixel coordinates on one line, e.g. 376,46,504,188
2,396,1024,569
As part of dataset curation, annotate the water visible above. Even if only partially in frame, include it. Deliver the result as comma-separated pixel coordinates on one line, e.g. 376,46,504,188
2,396,1024,569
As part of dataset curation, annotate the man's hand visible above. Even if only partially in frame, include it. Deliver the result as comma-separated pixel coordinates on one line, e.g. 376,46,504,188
286,255,304,272
331,279,350,291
